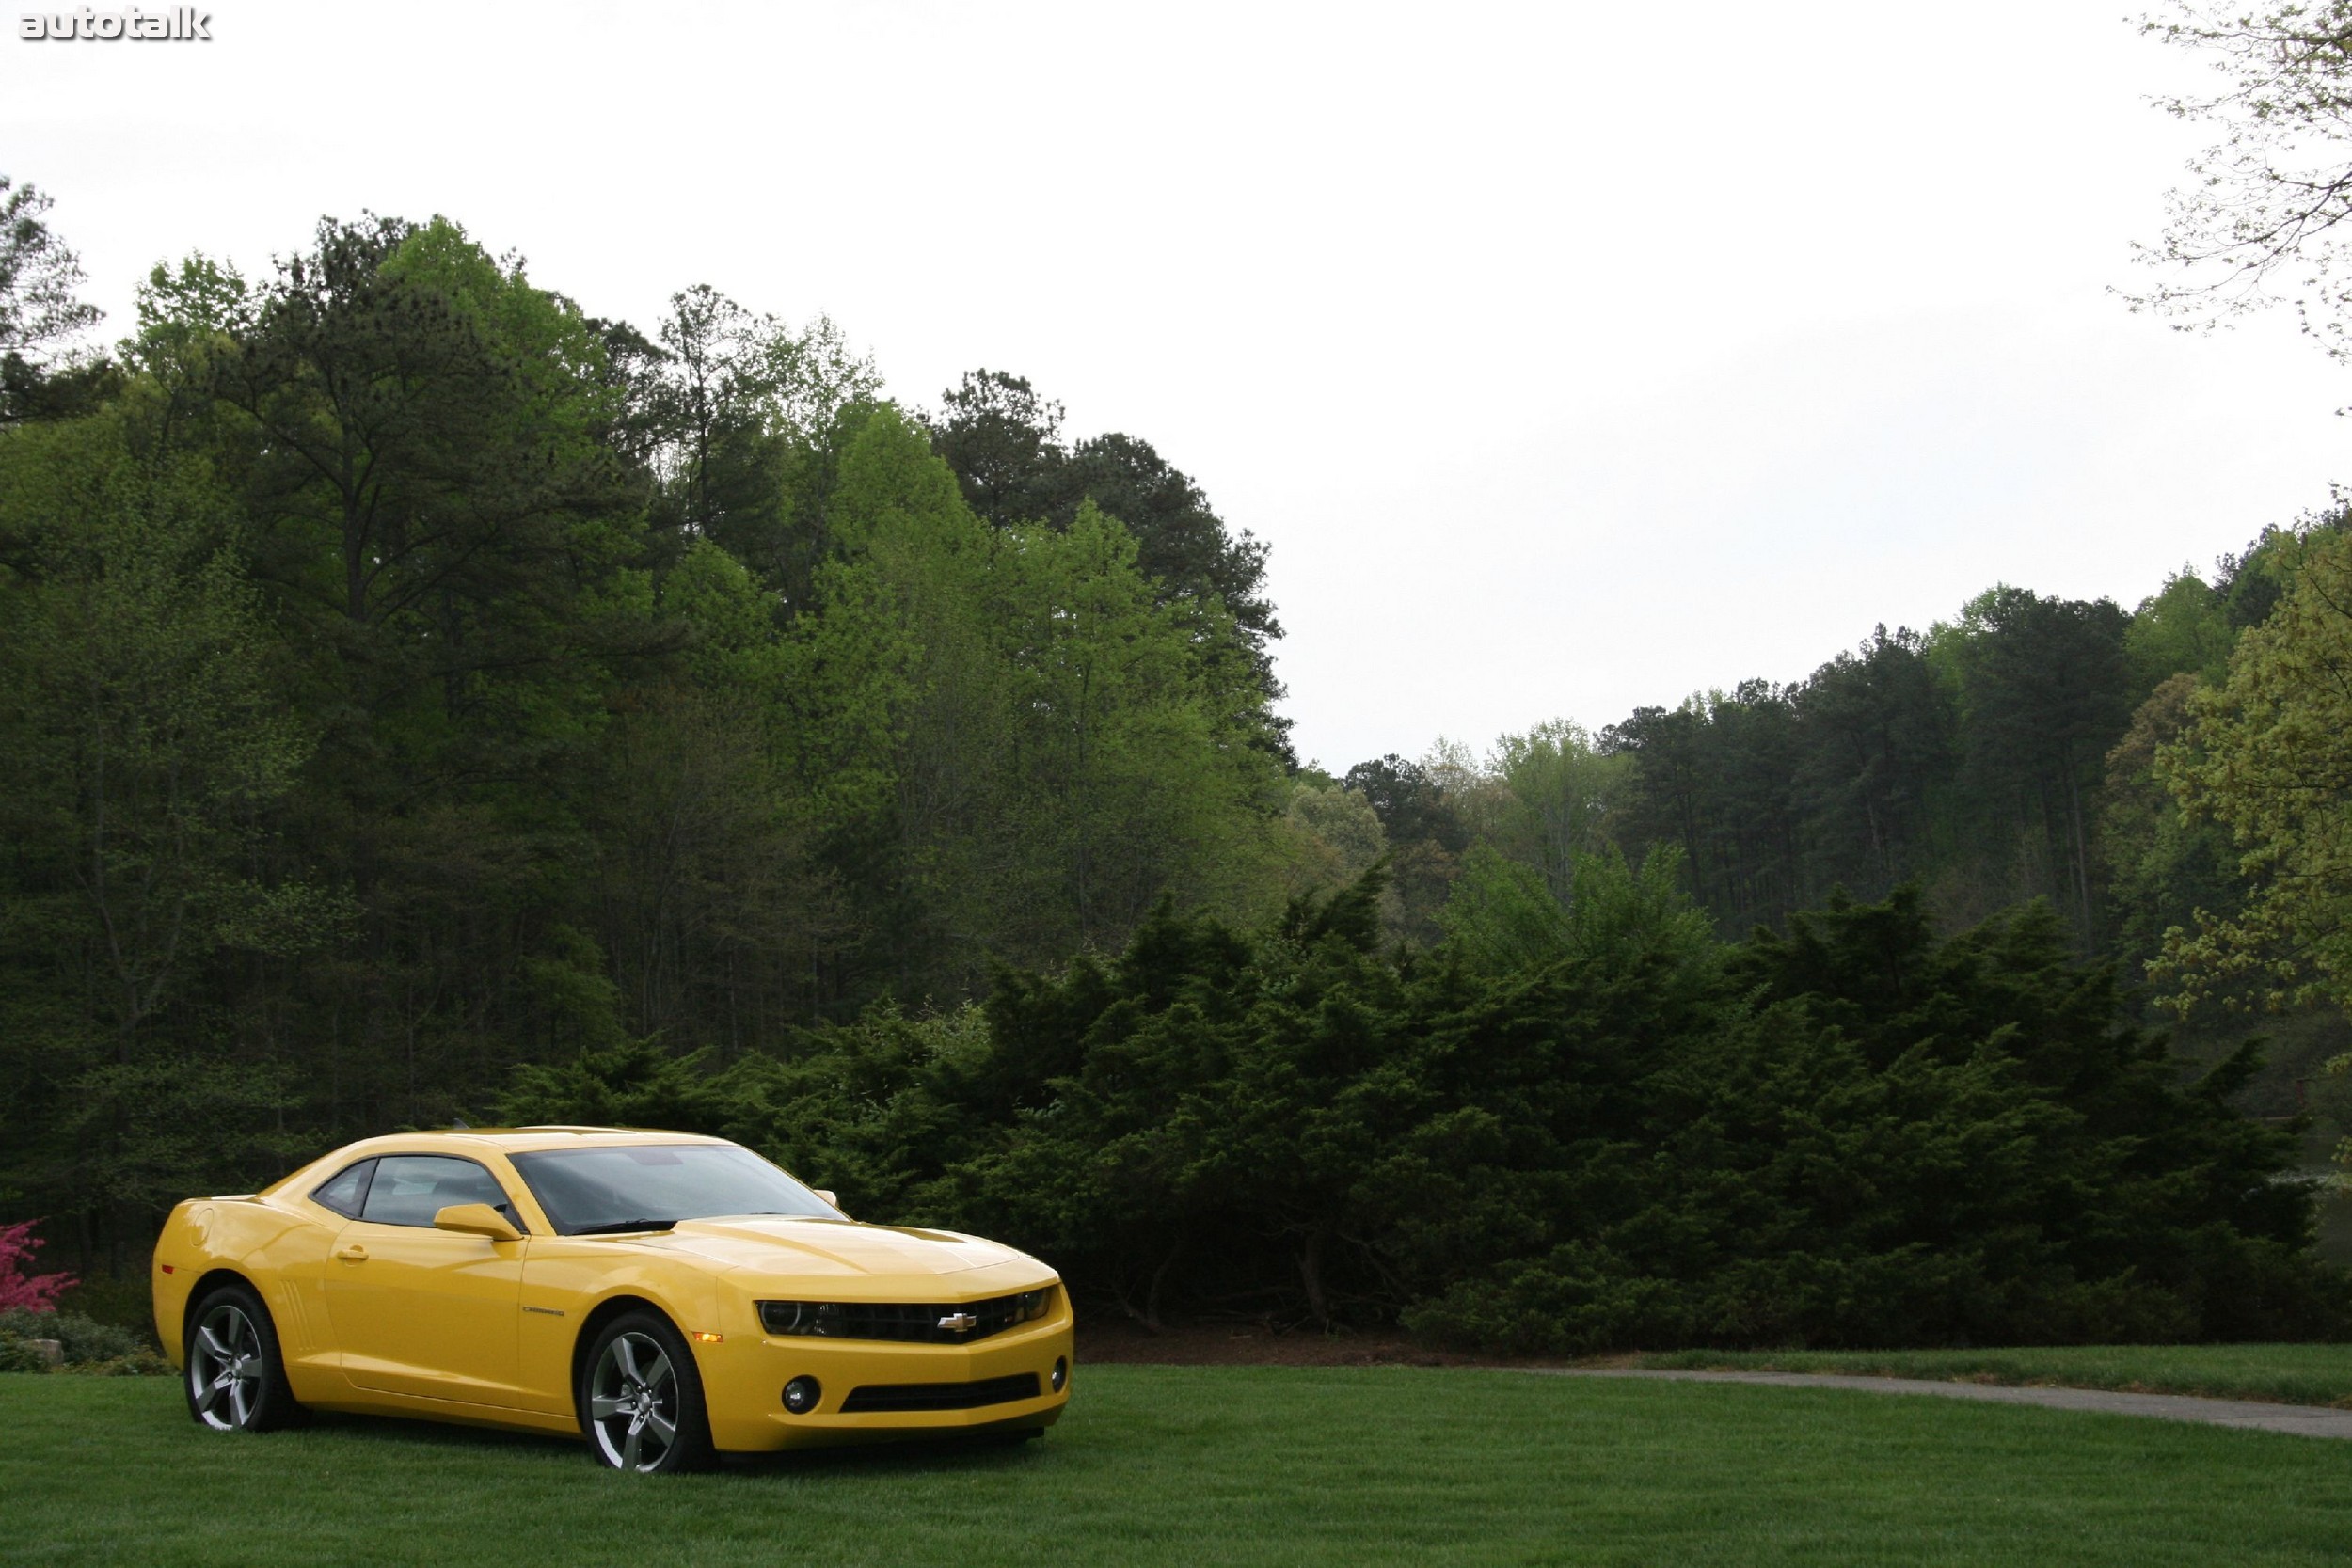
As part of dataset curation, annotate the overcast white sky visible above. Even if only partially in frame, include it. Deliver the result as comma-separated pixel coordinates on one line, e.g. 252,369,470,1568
6,0,2346,769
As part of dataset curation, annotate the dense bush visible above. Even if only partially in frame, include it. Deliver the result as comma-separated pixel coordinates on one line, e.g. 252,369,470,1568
501,867,2348,1352
0,1308,167,1375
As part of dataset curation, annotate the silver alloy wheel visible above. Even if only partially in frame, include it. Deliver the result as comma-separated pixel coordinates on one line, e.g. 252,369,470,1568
188,1302,265,1432
587,1330,682,1472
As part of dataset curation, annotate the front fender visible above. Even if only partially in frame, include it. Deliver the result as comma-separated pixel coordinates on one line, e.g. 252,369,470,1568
517,1246,738,1417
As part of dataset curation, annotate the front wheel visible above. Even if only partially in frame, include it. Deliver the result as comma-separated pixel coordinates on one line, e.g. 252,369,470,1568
578,1311,714,1474
183,1283,301,1433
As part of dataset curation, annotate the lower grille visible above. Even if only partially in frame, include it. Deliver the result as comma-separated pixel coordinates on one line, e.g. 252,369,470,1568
838,1372,1041,1414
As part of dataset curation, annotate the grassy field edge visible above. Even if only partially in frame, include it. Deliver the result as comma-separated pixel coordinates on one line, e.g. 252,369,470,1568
9,1364,2352,1567
1620,1344,2352,1409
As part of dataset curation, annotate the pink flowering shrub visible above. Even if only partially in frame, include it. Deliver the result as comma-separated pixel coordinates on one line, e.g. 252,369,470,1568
0,1221,73,1312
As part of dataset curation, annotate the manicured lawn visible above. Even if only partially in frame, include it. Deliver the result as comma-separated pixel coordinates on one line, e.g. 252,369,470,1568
4,1367,2351,1566
1629,1344,2352,1408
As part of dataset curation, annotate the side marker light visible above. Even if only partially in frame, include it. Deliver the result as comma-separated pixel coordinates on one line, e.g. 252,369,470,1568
691,1331,723,1343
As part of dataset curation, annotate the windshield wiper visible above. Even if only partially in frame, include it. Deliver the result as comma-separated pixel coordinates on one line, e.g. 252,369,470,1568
572,1218,679,1235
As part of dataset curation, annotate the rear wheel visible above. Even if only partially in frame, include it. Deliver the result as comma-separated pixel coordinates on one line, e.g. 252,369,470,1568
578,1311,714,1474
183,1283,300,1433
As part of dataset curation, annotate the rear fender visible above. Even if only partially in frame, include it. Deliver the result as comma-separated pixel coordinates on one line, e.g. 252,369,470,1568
153,1197,335,1380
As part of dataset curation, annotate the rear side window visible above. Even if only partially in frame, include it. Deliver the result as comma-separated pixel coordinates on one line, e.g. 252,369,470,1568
311,1160,376,1219
360,1155,520,1229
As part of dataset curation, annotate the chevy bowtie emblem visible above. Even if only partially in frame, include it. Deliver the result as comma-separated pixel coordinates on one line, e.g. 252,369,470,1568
938,1311,978,1333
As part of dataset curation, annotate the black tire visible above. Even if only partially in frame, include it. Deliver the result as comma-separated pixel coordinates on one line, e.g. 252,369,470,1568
577,1309,715,1474
183,1282,302,1433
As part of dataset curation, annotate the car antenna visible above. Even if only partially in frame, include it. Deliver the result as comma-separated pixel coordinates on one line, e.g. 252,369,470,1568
451,1116,471,1130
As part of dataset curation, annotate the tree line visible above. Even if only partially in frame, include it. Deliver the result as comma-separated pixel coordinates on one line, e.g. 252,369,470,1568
2,176,2348,1349
1306,538,2352,1127
0,196,1300,1269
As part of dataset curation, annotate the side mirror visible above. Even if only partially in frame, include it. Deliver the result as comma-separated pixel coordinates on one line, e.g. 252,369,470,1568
813,1190,840,1210
434,1202,523,1243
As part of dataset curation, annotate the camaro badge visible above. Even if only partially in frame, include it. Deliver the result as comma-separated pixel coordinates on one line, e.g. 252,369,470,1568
938,1311,978,1333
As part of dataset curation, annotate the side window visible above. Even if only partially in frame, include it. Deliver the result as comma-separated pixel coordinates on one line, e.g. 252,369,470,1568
311,1159,375,1219
359,1155,521,1230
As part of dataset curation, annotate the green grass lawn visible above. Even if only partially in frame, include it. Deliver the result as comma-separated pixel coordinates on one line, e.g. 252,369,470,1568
1627,1344,2352,1408
4,1367,2351,1567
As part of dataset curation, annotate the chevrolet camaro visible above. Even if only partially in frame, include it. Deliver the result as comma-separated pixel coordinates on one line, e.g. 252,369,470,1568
150,1127,1073,1472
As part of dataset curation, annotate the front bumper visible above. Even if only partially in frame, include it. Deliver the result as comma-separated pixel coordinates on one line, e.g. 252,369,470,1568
695,1305,1074,1452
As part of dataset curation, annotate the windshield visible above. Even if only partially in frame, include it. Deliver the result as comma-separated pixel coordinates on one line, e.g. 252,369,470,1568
509,1144,835,1236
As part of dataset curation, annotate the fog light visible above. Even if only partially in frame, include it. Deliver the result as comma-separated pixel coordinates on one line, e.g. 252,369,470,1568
1050,1357,1068,1393
784,1376,822,1414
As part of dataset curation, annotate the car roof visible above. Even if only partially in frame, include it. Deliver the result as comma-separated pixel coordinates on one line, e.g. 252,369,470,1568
251,1127,743,1200
342,1127,734,1156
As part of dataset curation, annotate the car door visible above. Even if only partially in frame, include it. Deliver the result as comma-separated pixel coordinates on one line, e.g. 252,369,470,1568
323,1154,530,1406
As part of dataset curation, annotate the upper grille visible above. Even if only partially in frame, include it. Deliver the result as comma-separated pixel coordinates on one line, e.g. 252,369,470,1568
758,1288,1053,1345
839,1372,1041,1413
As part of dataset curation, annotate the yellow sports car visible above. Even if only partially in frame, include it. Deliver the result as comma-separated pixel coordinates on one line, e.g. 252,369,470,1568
151,1127,1073,1472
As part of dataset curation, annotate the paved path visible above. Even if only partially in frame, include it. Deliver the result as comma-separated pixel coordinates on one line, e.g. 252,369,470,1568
1529,1368,2352,1440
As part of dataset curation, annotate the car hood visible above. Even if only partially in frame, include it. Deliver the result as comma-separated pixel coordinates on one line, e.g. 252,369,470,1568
612,1217,1048,1291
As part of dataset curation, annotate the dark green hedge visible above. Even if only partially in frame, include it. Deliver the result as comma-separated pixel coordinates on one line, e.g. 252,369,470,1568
500,867,2347,1352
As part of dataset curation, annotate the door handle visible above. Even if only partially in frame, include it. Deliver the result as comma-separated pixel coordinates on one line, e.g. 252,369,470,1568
336,1244,368,1261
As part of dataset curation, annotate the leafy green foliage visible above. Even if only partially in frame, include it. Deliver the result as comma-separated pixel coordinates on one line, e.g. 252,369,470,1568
0,180,2342,1356
0,1308,165,1372
2155,525,2352,1013
1407,885,2338,1351
2135,1,2352,361
928,369,1289,764
0,198,1301,1272
0,177,107,426
1341,752,1470,942
1584,597,2144,948
2126,571,2236,690
2101,674,2245,996
502,873,2343,1351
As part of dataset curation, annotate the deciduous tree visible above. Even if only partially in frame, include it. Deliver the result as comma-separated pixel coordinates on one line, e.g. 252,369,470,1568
2135,1,2352,357
2155,526,2352,1011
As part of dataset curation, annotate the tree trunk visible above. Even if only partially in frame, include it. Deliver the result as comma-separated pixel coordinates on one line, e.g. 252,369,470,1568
2066,762,2097,951
1142,1242,1181,1335
1297,1230,1332,1330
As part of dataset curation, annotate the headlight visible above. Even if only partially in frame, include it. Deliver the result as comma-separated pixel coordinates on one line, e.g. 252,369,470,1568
760,1301,845,1337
